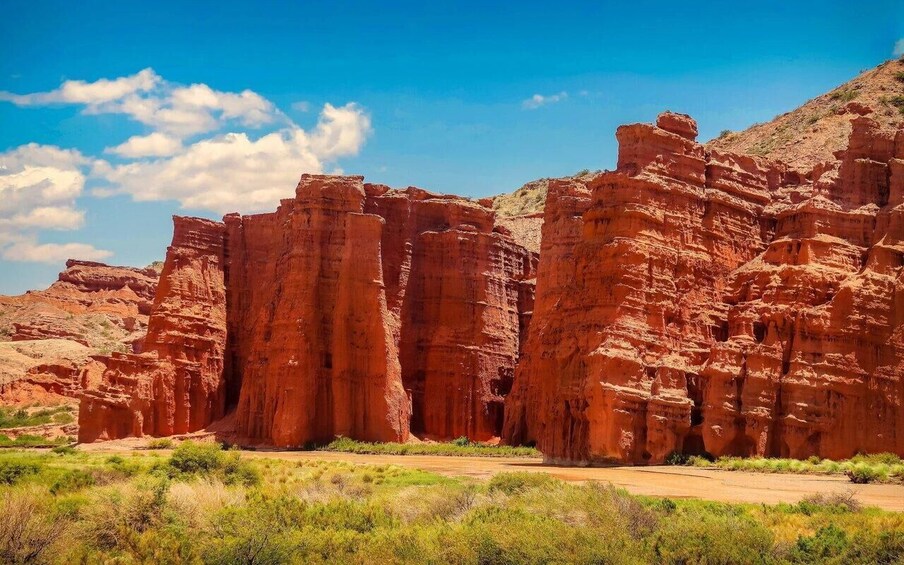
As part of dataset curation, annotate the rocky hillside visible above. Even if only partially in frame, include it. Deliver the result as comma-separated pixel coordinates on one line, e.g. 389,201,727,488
491,58,904,216
0,260,160,406
709,57,904,170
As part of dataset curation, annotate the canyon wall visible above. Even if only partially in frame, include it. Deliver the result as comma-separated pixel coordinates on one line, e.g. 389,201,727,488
78,218,228,441
80,175,536,446
76,111,902,462
504,112,904,464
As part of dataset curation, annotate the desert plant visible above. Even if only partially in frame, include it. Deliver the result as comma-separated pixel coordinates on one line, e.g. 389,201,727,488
0,458,41,485
145,437,174,450
0,489,69,563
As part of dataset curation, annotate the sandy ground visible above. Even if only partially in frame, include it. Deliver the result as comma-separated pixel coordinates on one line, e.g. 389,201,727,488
83,441,904,511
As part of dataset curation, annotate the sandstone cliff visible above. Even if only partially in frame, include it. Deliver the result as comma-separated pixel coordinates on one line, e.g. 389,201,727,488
80,175,536,446
79,218,228,441
504,111,904,464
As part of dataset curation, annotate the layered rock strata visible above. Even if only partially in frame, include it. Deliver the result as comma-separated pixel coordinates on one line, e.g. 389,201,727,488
78,218,228,441
81,176,536,446
505,112,904,464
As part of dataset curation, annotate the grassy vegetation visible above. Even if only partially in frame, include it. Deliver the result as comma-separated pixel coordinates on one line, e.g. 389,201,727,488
0,434,71,448
0,445,902,563
679,453,904,484
829,88,859,103
0,405,75,429
319,436,541,458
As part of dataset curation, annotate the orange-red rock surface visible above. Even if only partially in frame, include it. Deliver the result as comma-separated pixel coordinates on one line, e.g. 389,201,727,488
504,111,904,464
81,175,536,446
78,218,228,441
0,260,160,408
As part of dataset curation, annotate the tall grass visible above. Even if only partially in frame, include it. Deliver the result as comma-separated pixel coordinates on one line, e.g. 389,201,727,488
0,447,901,563
684,453,904,484
320,436,541,458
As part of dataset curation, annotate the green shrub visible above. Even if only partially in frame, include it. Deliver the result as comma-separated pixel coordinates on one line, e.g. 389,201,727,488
169,441,224,474
651,510,775,564
665,451,690,465
718,129,732,139
165,441,258,486
847,466,881,484
222,451,261,487
145,438,174,450
486,472,556,495
50,469,95,495
790,524,849,563
51,445,76,456
829,88,858,103
451,436,469,447
0,458,41,485
894,71,904,83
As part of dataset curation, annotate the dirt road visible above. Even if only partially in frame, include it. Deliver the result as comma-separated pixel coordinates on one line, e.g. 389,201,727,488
241,451,904,511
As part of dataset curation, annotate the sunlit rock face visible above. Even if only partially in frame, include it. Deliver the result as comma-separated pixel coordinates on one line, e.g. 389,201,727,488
80,175,536,446
505,112,904,464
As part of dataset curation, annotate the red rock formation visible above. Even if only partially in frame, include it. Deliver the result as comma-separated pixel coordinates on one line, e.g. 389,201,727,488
81,174,535,446
228,176,534,446
505,111,904,464
78,217,228,441
0,260,159,348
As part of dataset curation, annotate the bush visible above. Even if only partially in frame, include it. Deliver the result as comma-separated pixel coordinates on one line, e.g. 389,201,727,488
718,129,732,139
0,489,69,563
790,524,849,563
651,510,775,564
847,466,881,484
169,441,224,474
51,445,76,456
0,458,41,485
50,469,95,495
145,438,174,450
166,441,259,486
894,71,904,83
486,472,556,495
665,451,690,465
796,490,861,514
451,436,469,447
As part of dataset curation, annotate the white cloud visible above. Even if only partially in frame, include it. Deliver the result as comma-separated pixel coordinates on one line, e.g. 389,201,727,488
0,68,282,138
106,132,182,158
522,91,568,110
0,70,374,260
0,144,111,263
2,240,112,263
309,103,372,160
291,101,310,112
94,103,372,214
895,39,904,57
0,68,160,106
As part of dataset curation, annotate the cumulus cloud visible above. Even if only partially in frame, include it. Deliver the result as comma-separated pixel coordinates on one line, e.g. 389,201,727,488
106,132,182,158
0,69,374,263
291,101,311,112
522,91,568,110
0,68,160,106
0,68,282,138
0,144,111,263
94,103,371,214
895,39,904,57
2,240,112,263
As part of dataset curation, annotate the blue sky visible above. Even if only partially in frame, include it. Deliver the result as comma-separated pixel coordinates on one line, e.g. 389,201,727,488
1,0,902,294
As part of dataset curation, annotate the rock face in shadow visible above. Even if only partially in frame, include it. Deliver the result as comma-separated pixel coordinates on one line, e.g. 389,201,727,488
504,111,904,464
80,175,536,446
